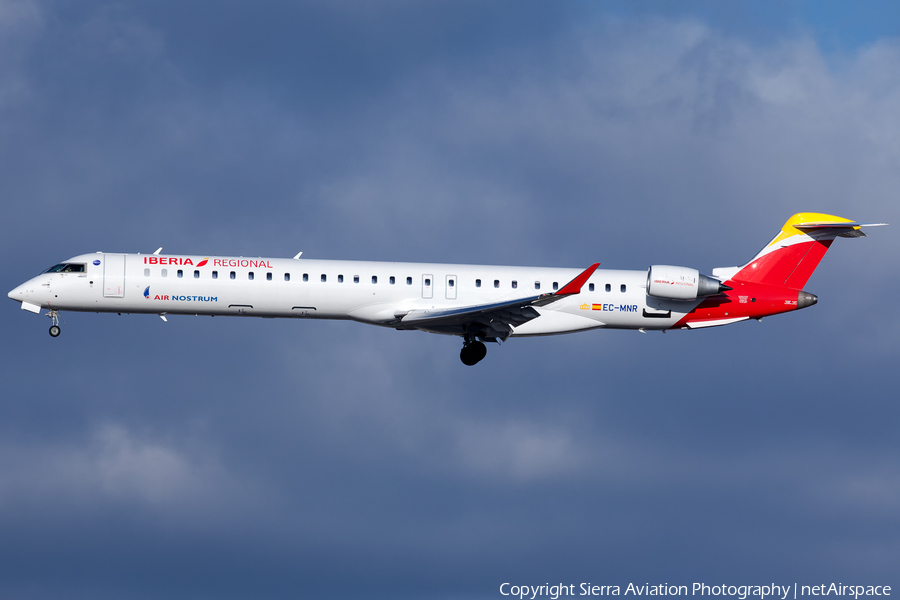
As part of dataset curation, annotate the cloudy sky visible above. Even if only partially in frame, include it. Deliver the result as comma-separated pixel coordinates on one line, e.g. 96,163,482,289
2,1,898,598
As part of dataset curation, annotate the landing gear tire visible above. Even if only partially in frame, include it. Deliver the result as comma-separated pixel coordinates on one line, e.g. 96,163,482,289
460,341,487,366
47,309,61,337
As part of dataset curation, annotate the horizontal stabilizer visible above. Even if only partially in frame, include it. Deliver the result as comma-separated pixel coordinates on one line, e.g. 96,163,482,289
794,221,886,229
794,221,887,238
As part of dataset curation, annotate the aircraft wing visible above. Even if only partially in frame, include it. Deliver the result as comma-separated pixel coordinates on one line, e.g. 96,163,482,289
398,263,599,341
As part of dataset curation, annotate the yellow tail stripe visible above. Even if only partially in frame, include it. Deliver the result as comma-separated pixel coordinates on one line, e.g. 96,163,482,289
767,212,857,247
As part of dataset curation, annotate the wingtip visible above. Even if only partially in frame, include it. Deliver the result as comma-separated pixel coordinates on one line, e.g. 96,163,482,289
556,262,600,296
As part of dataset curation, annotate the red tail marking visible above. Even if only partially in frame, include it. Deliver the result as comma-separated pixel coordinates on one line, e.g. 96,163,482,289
732,240,833,288
784,239,833,289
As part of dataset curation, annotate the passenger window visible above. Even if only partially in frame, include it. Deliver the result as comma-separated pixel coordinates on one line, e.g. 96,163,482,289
249,272,254,280
605,283,611,292
144,268,150,277
589,283,594,291
511,280,517,289
354,275,359,283
476,279,481,288
372,276,377,284
266,273,272,281
194,270,200,279
230,271,236,280
390,276,395,285
535,282,540,290
161,269,167,278
321,274,326,282
212,271,218,280
552,282,558,291
177,270,183,278
303,273,308,282
406,277,412,285
284,273,290,282
494,280,499,288
621,284,626,292
338,274,344,283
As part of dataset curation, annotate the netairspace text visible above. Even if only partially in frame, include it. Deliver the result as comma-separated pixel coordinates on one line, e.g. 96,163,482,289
499,583,892,600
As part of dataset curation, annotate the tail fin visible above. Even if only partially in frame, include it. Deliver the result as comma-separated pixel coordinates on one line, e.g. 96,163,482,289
713,213,886,288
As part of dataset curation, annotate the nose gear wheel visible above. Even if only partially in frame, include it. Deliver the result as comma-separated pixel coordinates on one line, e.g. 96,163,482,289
46,309,61,337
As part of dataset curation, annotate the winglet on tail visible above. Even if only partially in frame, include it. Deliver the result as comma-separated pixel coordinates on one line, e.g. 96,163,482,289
715,213,886,289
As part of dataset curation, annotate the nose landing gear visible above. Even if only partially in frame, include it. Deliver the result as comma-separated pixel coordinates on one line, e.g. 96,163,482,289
47,310,61,337
460,339,487,366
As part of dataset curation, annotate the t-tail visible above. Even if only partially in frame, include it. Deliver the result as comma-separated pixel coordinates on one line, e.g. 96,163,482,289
673,213,886,329
713,213,886,290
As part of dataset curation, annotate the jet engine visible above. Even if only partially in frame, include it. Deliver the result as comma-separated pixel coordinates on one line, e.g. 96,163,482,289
646,265,730,301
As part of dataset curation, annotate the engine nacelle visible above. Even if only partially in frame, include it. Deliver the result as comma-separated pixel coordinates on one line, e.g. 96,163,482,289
646,265,729,301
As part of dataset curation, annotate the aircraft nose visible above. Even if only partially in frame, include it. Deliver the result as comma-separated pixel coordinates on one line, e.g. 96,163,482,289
8,280,32,302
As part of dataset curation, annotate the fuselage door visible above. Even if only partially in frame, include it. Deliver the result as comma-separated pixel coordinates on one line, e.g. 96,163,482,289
422,274,433,299
445,275,457,300
103,254,126,298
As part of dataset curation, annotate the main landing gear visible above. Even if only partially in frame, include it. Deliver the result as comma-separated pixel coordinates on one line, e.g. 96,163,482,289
460,338,487,366
47,310,61,337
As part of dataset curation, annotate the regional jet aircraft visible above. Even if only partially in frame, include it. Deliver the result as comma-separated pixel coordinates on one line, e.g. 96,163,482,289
8,213,884,365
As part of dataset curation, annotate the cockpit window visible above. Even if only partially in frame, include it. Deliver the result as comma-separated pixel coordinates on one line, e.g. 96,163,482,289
43,263,86,273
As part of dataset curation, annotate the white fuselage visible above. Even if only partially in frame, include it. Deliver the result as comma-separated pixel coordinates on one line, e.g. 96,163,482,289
9,252,701,335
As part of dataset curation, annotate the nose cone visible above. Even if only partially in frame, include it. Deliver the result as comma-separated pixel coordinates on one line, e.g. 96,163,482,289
9,277,36,302
8,283,24,301
797,291,818,309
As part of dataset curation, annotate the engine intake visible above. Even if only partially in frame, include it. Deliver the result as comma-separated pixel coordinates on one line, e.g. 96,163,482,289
646,265,730,301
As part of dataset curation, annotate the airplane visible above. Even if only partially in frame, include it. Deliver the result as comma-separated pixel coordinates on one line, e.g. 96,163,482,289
7,213,885,365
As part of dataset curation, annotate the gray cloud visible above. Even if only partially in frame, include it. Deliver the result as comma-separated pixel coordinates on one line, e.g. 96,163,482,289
0,422,266,515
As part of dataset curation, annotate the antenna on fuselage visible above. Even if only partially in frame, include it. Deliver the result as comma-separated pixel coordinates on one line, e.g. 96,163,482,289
153,247,162,255
292,252,303,259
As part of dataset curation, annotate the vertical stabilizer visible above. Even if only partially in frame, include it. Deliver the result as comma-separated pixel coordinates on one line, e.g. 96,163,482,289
726,213,880,288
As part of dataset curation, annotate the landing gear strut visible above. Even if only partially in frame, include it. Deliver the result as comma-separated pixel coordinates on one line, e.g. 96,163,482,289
460,339,487,366
47,310,61,337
